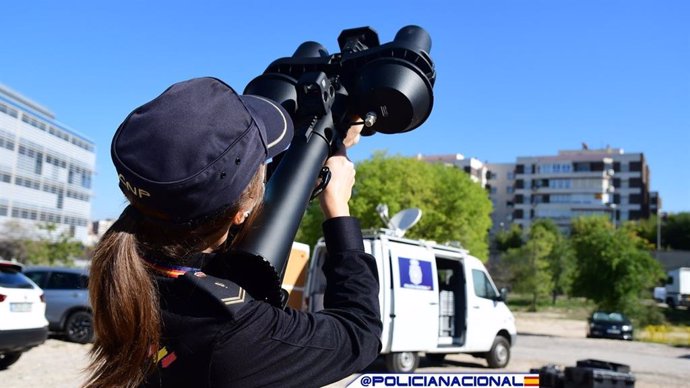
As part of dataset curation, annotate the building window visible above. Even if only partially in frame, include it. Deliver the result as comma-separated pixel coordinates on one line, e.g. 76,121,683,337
22,114,48,131
0,103,19,118
507,172,515,180
551,194,570,203
574,162,591,172
549,179,571,189
0,137,15,151
506,186,514,194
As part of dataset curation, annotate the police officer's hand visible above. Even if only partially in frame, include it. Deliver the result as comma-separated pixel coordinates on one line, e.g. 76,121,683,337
342,117,363,148
320,150,355,219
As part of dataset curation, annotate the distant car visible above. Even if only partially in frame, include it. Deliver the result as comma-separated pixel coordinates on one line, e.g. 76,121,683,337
23,267,93,344
586,311,633,341
0,261,48,369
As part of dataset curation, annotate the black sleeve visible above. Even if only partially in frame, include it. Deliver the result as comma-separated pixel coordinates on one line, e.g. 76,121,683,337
208,217,382,388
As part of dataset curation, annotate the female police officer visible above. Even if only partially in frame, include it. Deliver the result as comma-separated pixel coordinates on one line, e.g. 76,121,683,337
85,77,381,387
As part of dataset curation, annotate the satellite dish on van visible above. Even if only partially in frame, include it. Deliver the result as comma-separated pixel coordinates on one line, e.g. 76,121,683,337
389,208,422,237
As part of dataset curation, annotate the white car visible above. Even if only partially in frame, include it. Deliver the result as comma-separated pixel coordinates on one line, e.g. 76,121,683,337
0,261,48,369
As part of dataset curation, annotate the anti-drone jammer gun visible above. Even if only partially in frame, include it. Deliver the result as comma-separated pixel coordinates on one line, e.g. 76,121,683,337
230,25,436,306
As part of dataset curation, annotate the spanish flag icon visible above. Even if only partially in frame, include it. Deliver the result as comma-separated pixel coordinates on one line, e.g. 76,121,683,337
524,375,540,386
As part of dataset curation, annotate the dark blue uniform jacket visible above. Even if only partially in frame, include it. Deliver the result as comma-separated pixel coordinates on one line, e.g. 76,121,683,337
142,217,382,387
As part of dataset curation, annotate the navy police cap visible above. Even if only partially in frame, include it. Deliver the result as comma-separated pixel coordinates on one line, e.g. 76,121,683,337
111,77,293,224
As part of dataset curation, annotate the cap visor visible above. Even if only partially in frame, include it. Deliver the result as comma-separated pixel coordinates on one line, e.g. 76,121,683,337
241,95,294,159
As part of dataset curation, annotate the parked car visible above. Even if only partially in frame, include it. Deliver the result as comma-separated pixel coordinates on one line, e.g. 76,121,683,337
586,311,633,340
0,261,48,369
23,267,93,344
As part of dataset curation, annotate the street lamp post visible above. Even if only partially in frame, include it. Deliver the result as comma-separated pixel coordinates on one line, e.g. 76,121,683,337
608,203,617,228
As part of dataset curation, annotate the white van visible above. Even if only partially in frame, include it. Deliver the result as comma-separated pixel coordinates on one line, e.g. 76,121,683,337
305,229,517,373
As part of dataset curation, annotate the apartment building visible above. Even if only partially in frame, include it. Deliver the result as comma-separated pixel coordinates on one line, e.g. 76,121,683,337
421,146,658,234
416,153,489,186
512,152,616,231
485,163,516,234
0,84,95,244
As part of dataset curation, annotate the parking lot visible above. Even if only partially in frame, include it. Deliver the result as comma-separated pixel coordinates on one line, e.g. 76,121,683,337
2,312,689,387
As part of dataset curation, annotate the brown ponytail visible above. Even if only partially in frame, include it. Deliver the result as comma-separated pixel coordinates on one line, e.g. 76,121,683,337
84,165,265,387
84,213,160,388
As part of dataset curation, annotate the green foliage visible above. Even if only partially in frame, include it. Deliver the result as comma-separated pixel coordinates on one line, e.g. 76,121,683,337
664,212,690,250
629,212,690,250
503,220,560,311
24,223,84,266
543,223,575,303
570,216,664,319
628,216,657,248
506,293,595,320
494,224,523,252
296,152,493,260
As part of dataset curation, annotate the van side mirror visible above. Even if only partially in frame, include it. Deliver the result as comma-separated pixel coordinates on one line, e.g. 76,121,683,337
497,287,509,302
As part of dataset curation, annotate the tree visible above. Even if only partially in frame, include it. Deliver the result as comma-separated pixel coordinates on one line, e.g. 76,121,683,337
0,220,32,261
494,224,523,252
544,225,575,304
664,212,690,250
296,152,493,260
630,212,690,251
503,220,557,311
24,223,84,266
570,216,664,318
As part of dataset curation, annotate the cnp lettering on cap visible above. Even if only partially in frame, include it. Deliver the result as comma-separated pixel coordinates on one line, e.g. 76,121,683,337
119,174,151,199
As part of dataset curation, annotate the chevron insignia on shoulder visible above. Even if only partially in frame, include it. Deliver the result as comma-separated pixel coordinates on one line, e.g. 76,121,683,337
221,287,245,305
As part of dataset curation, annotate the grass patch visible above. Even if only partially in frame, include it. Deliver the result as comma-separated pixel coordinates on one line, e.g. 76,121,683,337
506,294,690,346
636,324,690,347
506,294,594,320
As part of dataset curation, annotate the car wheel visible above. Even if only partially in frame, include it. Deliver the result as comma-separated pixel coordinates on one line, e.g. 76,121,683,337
0,352,22,370
485,336,510,368
426,353,446,364
385,352,419,373
65,311,94,344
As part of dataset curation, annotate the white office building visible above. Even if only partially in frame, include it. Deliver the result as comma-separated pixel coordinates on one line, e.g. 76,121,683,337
0,84,95,244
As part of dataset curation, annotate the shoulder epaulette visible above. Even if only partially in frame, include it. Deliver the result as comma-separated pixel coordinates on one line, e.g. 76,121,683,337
179,271,253,317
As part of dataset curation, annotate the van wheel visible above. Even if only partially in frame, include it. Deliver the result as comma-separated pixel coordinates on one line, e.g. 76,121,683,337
485,336,510,368
426,353,446,364
385,352,419,373
0,352,22,370
65,311,94,344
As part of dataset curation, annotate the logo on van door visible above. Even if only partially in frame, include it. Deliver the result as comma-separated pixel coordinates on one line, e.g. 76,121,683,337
399,257,433,290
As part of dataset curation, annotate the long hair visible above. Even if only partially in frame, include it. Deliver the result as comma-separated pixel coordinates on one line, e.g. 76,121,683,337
84,166,265,388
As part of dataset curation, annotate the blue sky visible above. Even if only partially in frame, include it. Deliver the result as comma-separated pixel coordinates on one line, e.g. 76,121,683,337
2,1,688,219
